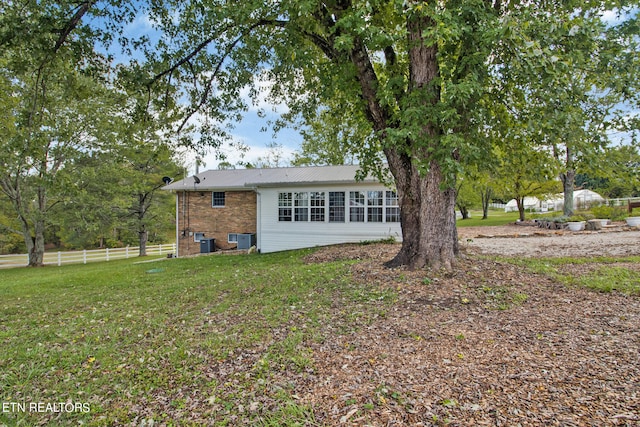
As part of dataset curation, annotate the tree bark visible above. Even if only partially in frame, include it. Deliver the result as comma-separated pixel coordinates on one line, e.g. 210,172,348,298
516,196,526,222
562,147,576,217
458,205,470,220
480,187,492,220
138,228,148,257
385,150,459,270
561,170,575,217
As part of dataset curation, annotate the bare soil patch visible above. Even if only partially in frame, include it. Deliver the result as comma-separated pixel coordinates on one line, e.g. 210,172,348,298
298,225,640,426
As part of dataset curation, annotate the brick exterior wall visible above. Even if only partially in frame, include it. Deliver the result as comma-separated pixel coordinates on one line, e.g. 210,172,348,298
176,190,257,256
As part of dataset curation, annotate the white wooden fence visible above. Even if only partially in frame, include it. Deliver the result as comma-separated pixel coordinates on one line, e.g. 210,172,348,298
0,243,176,269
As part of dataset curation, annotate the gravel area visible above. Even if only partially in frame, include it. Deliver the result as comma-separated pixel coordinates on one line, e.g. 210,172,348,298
459,222,640,258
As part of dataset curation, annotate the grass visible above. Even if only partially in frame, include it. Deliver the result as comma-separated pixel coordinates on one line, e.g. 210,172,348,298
501,256,640,295
456,210,521,227
0,250,394,426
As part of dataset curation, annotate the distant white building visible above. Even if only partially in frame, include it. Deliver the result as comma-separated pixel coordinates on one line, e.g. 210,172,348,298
505,189,605,213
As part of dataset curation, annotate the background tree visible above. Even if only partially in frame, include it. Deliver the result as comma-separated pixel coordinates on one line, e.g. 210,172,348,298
255,142,287,168
115,142,183,256
0,0,185,263
588,144,640,198
461,166,496,220
455,178,480,220
494,6,639,216
291,102,370,166
0,58,117,266
52,152,125,249
493,130,562,222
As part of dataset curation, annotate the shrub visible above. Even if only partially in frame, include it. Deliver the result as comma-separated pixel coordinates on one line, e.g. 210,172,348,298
590,205,628,221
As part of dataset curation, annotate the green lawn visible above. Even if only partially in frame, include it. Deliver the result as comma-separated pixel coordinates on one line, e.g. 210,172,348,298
0,251,394,426
456,209,521,227
455,208,566,227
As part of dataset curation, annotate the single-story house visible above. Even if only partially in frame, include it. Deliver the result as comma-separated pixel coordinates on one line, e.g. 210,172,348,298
162,165,402,256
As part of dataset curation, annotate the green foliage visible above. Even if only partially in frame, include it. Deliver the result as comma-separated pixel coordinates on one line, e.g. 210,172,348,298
590,205,628,221
359,236,397,245
0,0,187,258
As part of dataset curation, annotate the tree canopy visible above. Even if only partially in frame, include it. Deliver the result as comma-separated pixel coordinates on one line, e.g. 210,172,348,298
0,0,182,264
140,0,638,269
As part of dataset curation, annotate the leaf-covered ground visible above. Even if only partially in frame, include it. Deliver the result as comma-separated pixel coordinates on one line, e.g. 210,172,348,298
299,227,639,426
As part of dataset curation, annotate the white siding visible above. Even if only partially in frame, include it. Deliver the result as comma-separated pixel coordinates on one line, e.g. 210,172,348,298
257,184,402,253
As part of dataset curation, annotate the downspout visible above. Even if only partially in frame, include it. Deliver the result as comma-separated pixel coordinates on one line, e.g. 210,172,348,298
253,187,261,253
183,190,189,254
175,192,179,257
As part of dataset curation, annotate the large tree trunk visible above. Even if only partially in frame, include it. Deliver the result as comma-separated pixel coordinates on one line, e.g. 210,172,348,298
385,151,459,270
383,11,458,270
346,6,459,270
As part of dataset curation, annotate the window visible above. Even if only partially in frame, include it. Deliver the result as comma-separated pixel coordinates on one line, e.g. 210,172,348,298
310,192,325,221
228,233,238,243
194,232,205,242
212,192,225,207
280,189,401,224
278,192,292,221
329,192,345,223
294,192,309,221
367,191,383,222
349,191,365,222
385,191,400,222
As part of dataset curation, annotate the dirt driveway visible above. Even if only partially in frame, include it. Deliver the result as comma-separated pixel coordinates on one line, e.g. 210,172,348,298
458,222,640,258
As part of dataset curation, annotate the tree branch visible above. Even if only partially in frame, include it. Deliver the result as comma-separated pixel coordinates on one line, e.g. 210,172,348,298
169,19,289,133
54,0,97,53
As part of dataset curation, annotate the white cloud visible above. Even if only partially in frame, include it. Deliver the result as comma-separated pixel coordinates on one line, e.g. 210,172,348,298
122,13,157,39
238,75,291,115
183,136,297,175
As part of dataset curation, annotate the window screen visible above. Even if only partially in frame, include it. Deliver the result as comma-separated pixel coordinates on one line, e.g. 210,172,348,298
385,191,400,222
367,191,383,222
295,192,309,222
349,191,365,222
310,192,325,222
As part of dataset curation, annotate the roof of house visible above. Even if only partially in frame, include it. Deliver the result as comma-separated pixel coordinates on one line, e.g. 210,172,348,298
162,164,382,191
